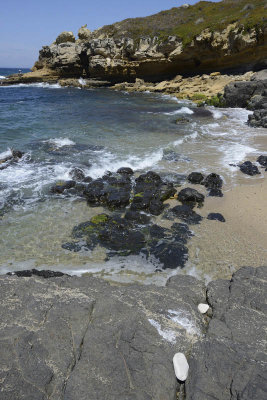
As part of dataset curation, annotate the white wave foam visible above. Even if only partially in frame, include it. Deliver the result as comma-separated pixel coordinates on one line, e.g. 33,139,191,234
168,310,201,336
210,109,223,119
47,138,75,148
164,106,194,116
221,142,257,166
88,149,163,179
0,149,12,159
148,319,176,343
0,82,62,89
160,94,185,104
173,131,198,146
0,75,6,79
78,77,86,86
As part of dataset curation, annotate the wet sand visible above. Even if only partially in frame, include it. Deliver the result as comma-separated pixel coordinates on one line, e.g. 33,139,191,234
183,175,267,282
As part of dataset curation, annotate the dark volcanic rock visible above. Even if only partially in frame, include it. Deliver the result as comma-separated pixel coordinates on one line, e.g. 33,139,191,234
65,212,191,269
11,150,24,159
130,171,176,216
164,204,203,225
50,180,76,194
177,187,204,206
202,173,223,189
84,173,131,209
239,161,260,176
257,155,267,167
207,213,225,222
124,210,151,224
0,149,24,170
207,188,223,197
185,266,267,400
187,172,205,184
116,167,134,175
69,167,85,181
7,269,68,278
83,176,93,183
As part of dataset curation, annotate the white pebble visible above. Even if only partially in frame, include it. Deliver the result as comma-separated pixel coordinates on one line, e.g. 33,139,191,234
198,303,210,314
173,353,189,381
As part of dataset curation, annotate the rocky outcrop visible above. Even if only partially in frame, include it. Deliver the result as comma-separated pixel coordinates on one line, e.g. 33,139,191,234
3,1,267,86
55,31,76,45
224,69,267,128
0,266,266,399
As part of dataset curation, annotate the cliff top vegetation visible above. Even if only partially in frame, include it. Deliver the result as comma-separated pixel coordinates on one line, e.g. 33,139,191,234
94,0,267,45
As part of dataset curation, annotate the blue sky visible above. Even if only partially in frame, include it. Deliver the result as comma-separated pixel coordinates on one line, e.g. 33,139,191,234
0,0,221,68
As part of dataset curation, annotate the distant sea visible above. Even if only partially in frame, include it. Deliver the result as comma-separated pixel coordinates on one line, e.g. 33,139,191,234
0,67,31,79
0,66,266,281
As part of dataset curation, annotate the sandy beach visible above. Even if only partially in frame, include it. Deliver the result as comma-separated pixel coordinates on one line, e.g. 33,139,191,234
182,174,267,282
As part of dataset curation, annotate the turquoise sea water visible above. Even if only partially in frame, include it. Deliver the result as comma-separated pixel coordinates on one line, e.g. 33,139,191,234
0,68,266,282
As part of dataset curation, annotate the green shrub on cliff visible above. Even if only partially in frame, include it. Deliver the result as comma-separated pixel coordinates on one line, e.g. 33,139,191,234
96,0,267,46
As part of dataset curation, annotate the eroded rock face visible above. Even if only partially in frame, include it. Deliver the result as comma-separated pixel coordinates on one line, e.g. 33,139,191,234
5,12,267,86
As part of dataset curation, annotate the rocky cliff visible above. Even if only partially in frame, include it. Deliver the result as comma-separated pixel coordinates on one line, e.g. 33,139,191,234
4,0,267,85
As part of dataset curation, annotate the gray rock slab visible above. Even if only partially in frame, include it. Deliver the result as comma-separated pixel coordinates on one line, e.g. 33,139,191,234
0,274,206,400
185,266,267,400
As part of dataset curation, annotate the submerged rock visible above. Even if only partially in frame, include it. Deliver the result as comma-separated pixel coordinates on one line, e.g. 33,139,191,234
69,167,85,181
175,116,190,124
162,149,190,162
164,204,203,225
0,149,24,169
239,161,260,176
173,353,189,381
50,180,76,194
65,212,191,269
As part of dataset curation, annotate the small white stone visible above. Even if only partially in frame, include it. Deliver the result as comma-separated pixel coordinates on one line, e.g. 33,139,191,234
198,303,210,314
173,353,189,381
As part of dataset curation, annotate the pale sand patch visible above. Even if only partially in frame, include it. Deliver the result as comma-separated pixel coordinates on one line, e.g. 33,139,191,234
184,177,267,281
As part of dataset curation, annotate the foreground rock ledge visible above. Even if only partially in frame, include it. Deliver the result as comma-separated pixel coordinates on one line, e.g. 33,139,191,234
0,266,266,400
